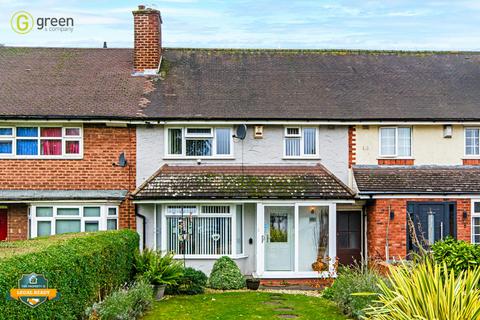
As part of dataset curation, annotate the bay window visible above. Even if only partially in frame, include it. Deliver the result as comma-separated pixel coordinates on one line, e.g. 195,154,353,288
284,127,318,158
166,127,233,158
0,126,82,158
163,204,243,257
465,128,480,156
30,204,118,238
379,127,412,157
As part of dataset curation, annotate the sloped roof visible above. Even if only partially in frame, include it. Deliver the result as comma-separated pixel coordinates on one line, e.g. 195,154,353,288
353,165,480,194
143,49,480,121
133,164,355,200
0,47,148,119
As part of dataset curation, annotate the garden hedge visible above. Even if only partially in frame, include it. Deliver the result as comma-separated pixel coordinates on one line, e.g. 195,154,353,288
0,230,139,320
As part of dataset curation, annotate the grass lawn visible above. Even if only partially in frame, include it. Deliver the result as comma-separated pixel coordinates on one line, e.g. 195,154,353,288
143,291,348,320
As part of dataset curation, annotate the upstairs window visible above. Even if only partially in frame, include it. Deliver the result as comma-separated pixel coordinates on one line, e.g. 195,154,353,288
0,126,82,158
379,127,411,157
166,127,232,158
465,128,480,156
284,127,318,158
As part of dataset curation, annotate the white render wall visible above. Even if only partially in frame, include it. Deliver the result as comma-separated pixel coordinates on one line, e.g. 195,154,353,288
136,124,349,186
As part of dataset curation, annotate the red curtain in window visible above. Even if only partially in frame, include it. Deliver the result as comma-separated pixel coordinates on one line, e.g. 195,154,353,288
41,140,62,155
40,128,62,137
66,141,80,154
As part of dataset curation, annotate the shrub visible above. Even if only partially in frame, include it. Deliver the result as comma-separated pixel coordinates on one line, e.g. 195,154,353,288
208,256,245,290
134,250,183,286
363,259,480,320
166,267,207,295
86,280,153,320
432,237,480,274
324,265,384,318
0,230,138,320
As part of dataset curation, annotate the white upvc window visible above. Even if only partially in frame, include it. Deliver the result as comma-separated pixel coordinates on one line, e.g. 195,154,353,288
465,128,480,156
472,201,480,244
284,127,319,158
29,204,118,238
163,204,244,258
0,125,83,159
165,127,233,158
379,127,412,157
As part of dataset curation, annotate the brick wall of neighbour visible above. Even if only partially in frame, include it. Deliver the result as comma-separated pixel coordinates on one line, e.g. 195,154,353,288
378,159,415,165
367,198,471,260
133,8,161,71
7,204,28,241
348,126,356,168
463,159,480,165
0,124,137,239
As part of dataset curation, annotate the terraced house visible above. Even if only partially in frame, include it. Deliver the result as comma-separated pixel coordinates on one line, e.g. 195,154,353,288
2,5,480,280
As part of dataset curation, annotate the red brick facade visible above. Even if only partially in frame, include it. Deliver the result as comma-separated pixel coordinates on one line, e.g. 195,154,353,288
367,198,471,260
0,124,136,240
133,6,162,72
378,159,414,165
463,159,480,165
348,126,356,168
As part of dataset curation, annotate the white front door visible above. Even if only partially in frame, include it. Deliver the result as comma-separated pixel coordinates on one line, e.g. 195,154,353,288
264,206,294,271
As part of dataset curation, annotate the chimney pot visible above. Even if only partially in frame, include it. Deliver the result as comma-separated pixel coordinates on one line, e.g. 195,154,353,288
103,41,107,48
138,5,145,10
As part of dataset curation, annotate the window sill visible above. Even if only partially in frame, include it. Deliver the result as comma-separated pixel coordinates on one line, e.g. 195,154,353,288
463,156,480,159
173,254,248,260
163,156,235,160
0,156,83,160
282,157,321,160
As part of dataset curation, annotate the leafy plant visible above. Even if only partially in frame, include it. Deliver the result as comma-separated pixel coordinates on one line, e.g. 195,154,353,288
0,230,138,320
269,229,287,242
208,256,246,290
324,264,385,318
134,250,184,286
363,259,480,320
432,237,480,274
86,280,153,320
166,267,208,295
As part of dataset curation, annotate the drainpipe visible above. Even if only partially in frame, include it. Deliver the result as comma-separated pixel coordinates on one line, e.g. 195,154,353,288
135,205,146,250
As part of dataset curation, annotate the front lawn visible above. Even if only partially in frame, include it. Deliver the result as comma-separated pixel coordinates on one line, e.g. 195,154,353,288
143,291,348,320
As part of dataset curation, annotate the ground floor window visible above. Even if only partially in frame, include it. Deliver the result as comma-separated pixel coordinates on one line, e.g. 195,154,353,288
472,201,480,244
163,204,243,257
29,204,118,238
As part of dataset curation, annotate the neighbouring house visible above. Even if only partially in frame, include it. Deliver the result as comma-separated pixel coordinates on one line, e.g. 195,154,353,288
2,5,480,281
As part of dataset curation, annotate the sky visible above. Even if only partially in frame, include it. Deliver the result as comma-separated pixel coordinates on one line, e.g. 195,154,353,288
2,0,480,50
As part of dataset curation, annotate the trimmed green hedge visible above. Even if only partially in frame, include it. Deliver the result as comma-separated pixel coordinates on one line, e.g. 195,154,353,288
0,230,139,320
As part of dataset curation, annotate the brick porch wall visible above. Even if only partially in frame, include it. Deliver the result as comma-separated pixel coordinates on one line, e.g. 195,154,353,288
0,124,137,240
7,204,28,241
367,198,471,260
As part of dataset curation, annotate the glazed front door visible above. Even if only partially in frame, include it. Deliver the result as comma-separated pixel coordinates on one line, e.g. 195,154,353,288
264,206,294,271
336,211,361,265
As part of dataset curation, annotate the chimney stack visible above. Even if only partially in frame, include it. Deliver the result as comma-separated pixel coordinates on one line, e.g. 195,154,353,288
132,5,162,74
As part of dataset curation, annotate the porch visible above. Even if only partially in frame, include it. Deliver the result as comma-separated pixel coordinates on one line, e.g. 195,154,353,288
133,164,360,278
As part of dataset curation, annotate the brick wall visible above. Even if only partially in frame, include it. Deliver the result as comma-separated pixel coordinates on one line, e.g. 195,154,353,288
133,6,162,71
7,204,28,241
378,159,414,165
0,124,137,239
348,126,356,168
463,159,480,165
367,198,471,260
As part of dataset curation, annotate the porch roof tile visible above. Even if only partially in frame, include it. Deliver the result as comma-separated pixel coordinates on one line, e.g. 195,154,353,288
353,165,480,195
133,165,355,200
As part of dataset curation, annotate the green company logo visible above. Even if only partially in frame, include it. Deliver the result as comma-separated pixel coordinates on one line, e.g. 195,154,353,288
11,11,34,34
7,273,60,308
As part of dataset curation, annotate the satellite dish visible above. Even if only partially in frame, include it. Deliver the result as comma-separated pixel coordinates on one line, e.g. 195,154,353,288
235,124,247,140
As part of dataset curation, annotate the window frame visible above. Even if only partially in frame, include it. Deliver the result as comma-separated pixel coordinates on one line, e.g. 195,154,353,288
164,126,234,159
29,204,118,238
162,203,245,258
0,125,83,159
378,126,413,158
465,127,480,157
283,126,320,159
471,200,480,244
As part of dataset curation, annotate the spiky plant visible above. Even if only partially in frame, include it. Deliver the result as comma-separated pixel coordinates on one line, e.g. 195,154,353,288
363,259,480,320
